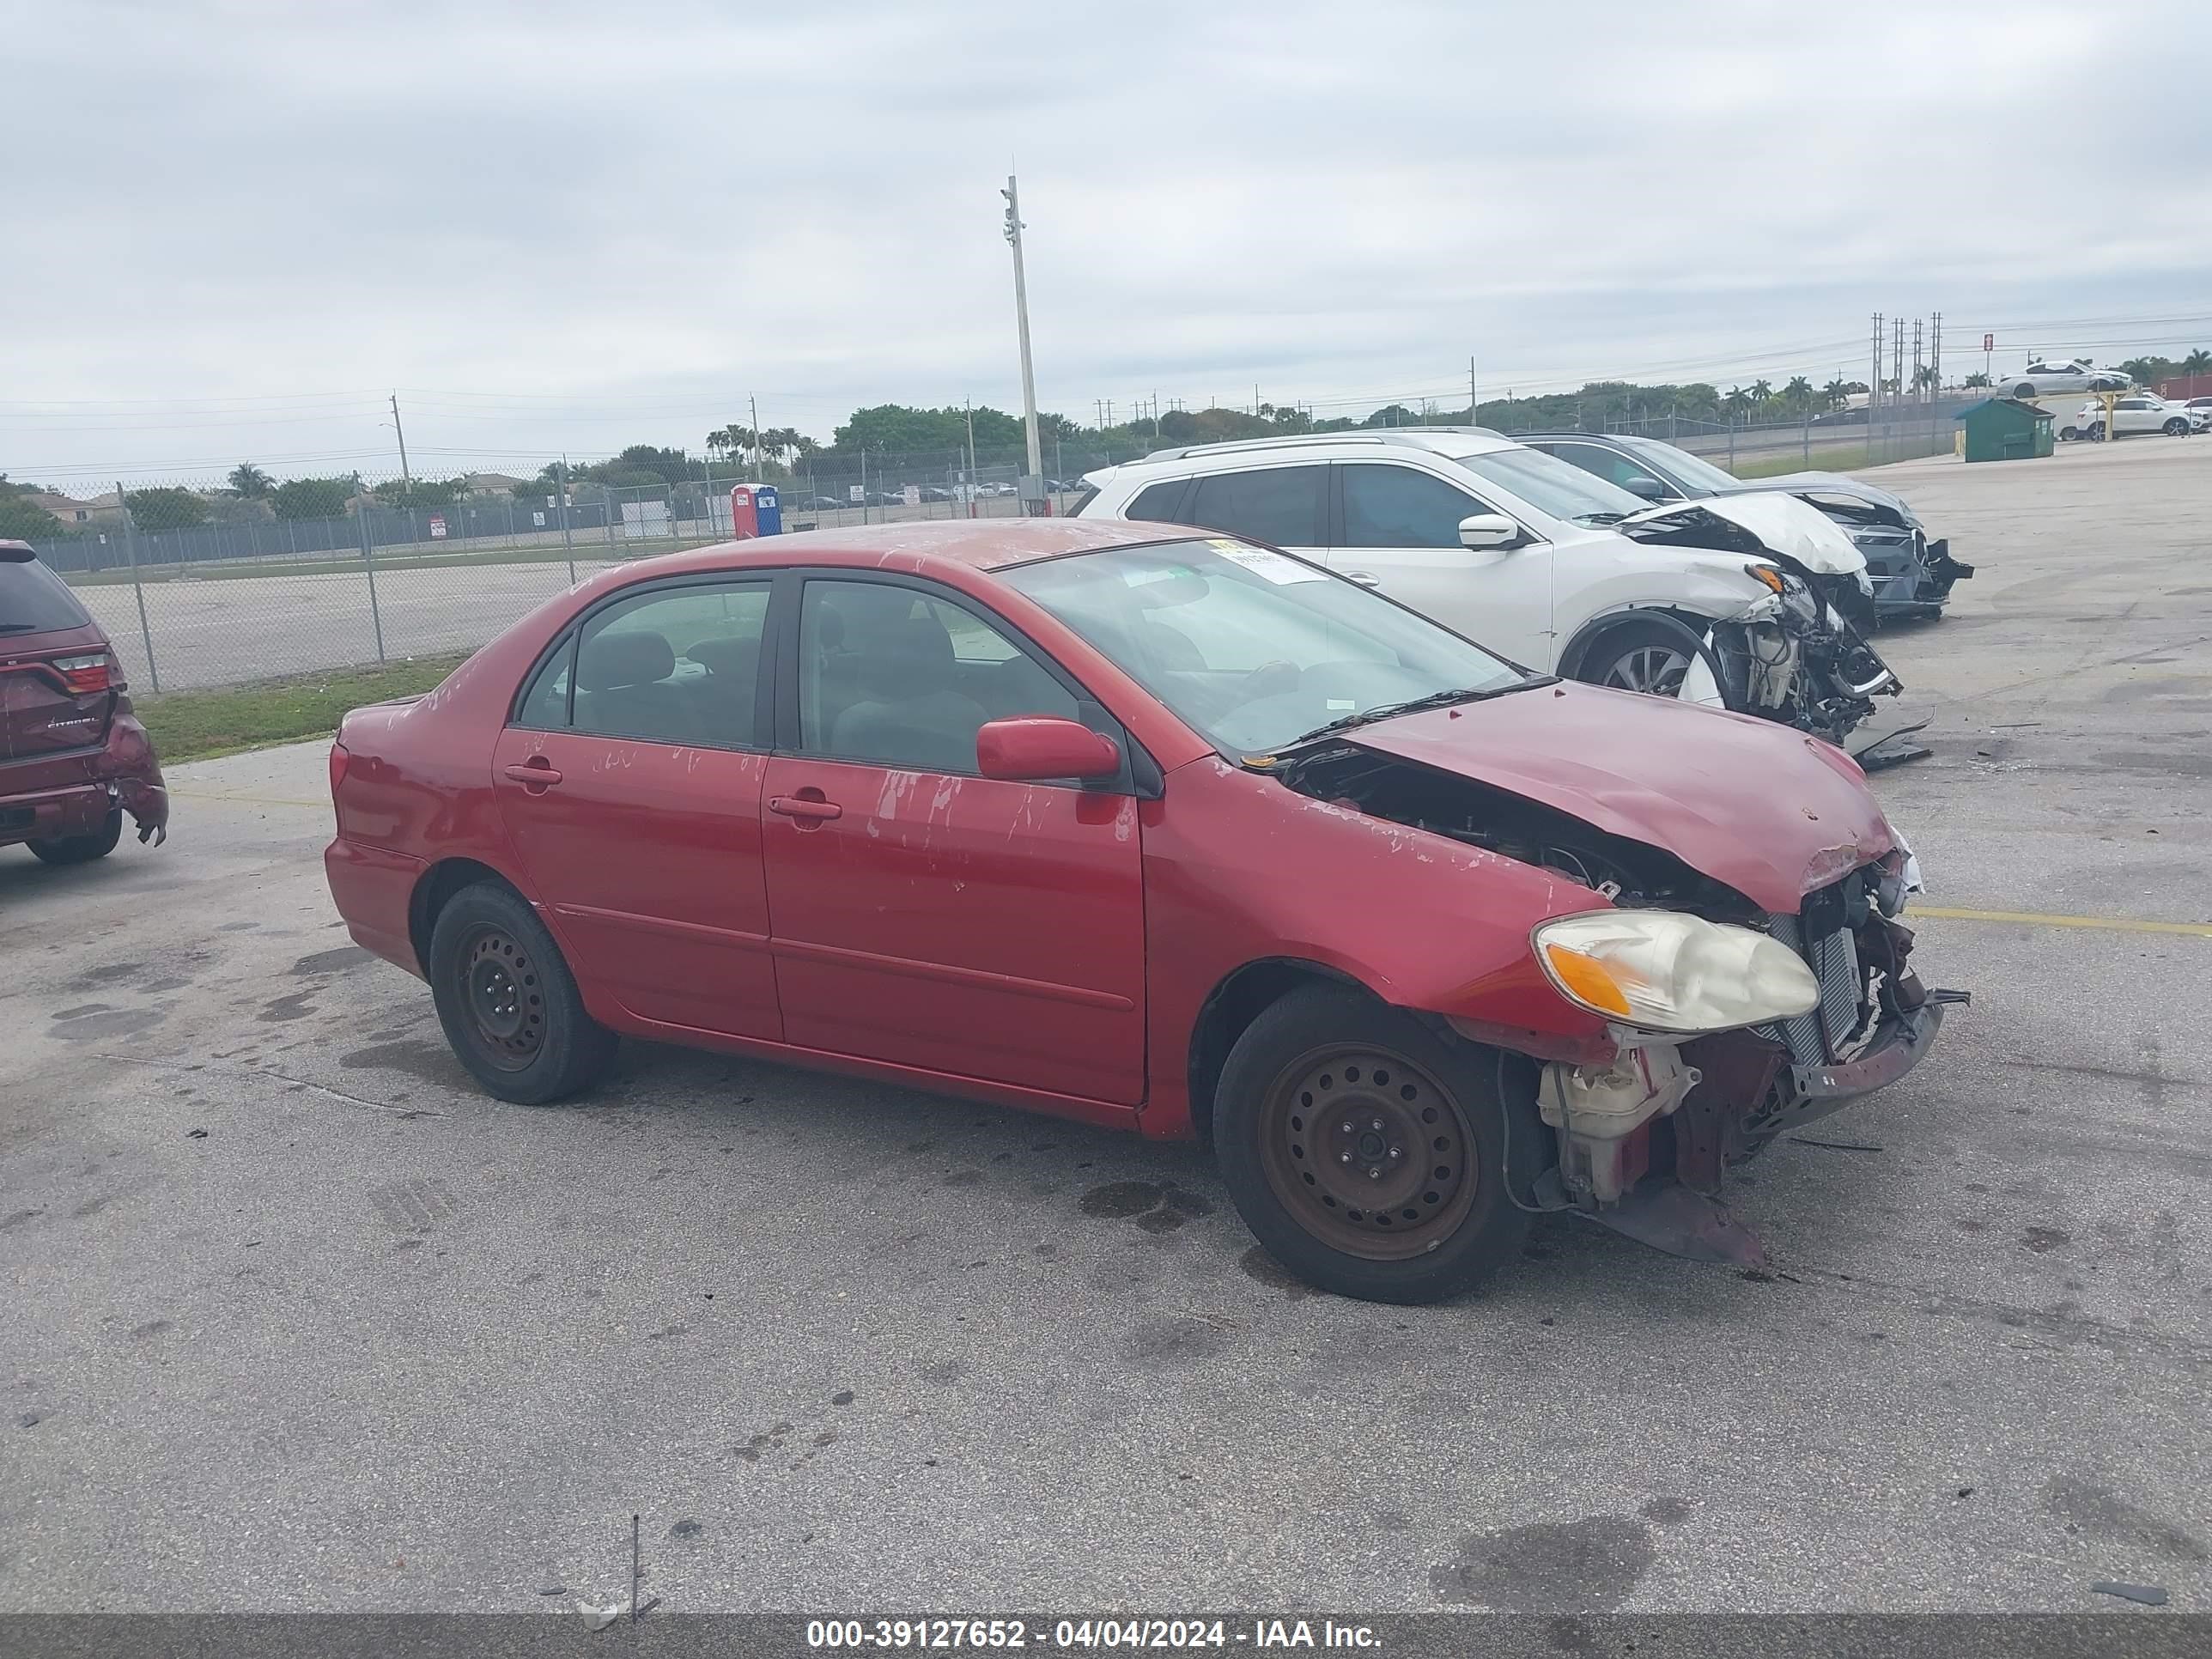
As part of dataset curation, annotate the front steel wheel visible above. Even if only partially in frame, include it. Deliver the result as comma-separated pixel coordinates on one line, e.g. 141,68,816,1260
1214,985,1534,1304
1256,1045,1480,1261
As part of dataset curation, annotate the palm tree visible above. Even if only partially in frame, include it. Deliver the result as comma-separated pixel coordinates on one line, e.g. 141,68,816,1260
1749,379,1774,405
2184,348,2211,377
1822,378,1850,411
1783,375,1813,413
1723,386,1753,418
1962,372,1991,389
228,461,274,499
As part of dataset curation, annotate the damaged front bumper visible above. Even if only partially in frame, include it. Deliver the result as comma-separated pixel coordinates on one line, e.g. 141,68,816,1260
1680,580,1902,744
1788,997,1943,1107
1524,863,1959,1263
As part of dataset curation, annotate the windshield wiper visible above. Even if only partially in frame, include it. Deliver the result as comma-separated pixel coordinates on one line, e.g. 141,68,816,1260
0,623,50,634
1576,511,1628,526
1284,678,1557,747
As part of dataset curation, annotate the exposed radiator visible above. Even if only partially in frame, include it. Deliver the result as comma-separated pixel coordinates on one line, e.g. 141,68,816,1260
1763,910,1865,1068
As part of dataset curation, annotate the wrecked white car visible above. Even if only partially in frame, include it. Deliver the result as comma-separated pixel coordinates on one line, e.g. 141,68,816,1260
1073,429,1903,744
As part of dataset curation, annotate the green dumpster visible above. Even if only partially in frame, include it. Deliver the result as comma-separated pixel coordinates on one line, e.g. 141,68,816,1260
1954,397,2055,464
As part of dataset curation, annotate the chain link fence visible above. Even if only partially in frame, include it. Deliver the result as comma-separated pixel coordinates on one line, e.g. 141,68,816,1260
20,411,1963,696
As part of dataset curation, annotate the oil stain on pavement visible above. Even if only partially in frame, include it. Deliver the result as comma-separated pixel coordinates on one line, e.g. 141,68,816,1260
1430,1516,1657,1610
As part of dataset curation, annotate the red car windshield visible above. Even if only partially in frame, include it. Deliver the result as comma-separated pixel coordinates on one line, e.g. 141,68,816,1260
1000,538,1525,754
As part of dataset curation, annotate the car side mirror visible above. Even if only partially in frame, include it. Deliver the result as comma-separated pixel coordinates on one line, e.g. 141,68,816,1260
975,716,1121,783
1458,513,1522,550
1621,476,1671,501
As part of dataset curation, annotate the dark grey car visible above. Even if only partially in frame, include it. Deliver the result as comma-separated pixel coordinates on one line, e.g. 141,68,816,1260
1518,432,1973,623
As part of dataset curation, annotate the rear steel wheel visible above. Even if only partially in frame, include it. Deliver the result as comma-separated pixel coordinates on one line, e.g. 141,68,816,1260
428,880,615,1103
458,925,545,1071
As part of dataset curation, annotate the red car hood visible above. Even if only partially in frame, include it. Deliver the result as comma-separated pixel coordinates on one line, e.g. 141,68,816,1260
1342,684,1894,914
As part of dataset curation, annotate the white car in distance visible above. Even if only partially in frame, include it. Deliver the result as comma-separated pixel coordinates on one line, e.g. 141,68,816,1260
2008,360,2132,398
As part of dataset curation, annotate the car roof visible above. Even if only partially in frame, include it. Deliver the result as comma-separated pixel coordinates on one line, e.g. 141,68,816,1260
606,515,1163,580
1119,427,1513,470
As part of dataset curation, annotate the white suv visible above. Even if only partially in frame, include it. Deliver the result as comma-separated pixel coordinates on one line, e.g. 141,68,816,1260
1073,429,1902,744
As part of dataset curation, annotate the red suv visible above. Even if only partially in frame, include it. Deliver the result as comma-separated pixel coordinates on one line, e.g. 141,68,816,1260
0,540,169,864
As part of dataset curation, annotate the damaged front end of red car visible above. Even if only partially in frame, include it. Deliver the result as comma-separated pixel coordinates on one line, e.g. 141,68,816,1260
1268,696,1966,1267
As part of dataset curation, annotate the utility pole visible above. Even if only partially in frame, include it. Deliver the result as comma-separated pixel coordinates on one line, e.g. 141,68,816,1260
1469,355,1478,426
389,392,414,505
749,393,762,483
964,398,977,518
1000,174,1044,490
1931,311,1942,398
1911,317,1923,403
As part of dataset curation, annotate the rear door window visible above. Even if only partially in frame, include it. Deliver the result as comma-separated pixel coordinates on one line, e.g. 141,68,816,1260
1338,463,1486,548
514,580,771,747
0,556,95,636
1185,465,1324,547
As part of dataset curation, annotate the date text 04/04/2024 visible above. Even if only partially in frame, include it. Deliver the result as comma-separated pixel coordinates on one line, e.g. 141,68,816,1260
805,1619,1382,1649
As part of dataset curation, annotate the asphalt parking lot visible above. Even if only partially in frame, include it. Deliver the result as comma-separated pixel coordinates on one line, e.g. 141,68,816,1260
3,437,2209,1616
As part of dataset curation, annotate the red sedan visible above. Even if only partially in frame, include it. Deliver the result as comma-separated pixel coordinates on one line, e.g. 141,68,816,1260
325,520,1950,1302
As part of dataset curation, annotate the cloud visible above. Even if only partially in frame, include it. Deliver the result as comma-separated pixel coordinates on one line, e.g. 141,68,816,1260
6,0,2209,477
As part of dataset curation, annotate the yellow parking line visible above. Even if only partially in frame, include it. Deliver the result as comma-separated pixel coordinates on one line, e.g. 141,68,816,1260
1910,905,2212,939
171,789,325,810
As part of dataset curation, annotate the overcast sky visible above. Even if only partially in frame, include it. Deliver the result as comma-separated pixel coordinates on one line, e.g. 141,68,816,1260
9,0,2210,484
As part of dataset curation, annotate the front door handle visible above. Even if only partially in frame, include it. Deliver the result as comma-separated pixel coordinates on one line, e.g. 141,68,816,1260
769,794,843,822
503,760,563,788
1342,570,1383,588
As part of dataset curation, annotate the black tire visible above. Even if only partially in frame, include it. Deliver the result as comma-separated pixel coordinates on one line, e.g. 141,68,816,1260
2165,418,2190,436
2012,383,2038,399
2088,421,2106,441
27,809,123,866
1212,985,1534,1304
428,880,615,1104
1576,615,1712,701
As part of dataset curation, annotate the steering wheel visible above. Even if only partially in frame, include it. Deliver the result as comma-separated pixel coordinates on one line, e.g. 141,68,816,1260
1237,659,1302,704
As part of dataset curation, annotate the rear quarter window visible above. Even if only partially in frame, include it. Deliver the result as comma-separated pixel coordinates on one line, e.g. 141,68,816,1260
0,556,95,634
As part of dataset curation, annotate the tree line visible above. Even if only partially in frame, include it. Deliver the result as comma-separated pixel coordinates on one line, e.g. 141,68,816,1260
10,349,2203,541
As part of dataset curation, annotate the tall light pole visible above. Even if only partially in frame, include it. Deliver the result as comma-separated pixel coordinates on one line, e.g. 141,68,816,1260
1000,175,1045,505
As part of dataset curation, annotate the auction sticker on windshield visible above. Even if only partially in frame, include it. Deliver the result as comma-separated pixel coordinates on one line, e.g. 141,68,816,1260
1208,539,1326,583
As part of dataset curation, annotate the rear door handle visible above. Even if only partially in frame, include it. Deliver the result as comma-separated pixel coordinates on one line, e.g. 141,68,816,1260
769,795,842,822
503,761,562,787
1343,570,1383,588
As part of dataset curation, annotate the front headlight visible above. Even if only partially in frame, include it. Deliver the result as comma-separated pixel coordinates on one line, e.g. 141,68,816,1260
1533,911,1820,1034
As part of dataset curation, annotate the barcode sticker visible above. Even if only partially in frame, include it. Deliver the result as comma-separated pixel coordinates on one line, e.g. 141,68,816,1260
1209,540,1327,584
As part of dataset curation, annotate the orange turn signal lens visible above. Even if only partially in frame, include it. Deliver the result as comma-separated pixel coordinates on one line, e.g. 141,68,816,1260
1744,563,1785,595
1541,943,1632,1018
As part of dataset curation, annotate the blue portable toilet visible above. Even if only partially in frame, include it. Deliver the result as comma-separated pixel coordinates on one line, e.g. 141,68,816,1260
728,484,784,538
